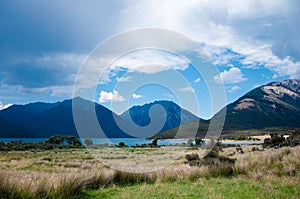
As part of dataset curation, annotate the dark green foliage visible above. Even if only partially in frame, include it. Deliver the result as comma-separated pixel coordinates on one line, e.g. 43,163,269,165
45,135,82,148
195,137,204,145
264,133,286,148
236,135,249,140
184,148,235,177
151,138,158,146
0,135,82,151
147,138,159,147
118,142,126,147
112,171,155,186
287,129,300,146
185,153,199,161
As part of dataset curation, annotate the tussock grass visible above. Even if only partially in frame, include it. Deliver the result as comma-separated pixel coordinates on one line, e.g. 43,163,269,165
234,146,300,177
0,146,299,198
0,172,85,199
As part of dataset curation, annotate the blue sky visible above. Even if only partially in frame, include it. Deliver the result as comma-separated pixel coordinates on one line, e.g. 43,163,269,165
0,0,299,119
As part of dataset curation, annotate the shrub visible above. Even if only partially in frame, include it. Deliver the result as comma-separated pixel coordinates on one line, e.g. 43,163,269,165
264,133,286,148
112,171,155,186
118,142,127,147
184,149,236,177
185,153,199,162
287,129,300,146
151,138,158,147
195,137,203,145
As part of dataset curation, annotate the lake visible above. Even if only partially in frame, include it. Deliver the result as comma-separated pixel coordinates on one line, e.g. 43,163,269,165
0,138,188,146
0,138,263,146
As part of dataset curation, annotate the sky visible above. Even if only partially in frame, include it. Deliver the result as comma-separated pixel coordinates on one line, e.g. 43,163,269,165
0,0,299,119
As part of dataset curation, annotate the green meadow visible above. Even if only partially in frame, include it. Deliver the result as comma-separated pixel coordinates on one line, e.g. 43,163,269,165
0,143,299,199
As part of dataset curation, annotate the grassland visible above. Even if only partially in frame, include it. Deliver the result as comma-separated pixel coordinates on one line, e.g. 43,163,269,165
0,145,299,198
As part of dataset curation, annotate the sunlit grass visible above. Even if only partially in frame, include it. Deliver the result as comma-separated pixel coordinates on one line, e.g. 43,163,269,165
0,145,299,198
86,177,300,199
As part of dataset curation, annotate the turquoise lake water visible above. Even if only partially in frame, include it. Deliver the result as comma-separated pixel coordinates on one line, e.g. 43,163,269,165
0,138,188,146
0,138,263,146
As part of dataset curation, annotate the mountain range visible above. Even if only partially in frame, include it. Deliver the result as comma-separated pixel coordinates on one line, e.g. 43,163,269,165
0,79,299,138
0,97,199,138
152,79,300,139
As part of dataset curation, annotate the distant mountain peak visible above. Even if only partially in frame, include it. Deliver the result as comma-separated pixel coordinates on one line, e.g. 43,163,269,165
268,79,300,92
129,100,179,109
218,79,300,130
1,79,299,138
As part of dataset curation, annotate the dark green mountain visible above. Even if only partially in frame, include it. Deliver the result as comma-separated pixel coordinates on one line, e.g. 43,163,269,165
0,101,60,125
0,97,133,138
1,79,299,138
0,116,36,137
218,79,300,131
120,100,199,137
148,120,209,139
0,98,199,138
150,79,300,139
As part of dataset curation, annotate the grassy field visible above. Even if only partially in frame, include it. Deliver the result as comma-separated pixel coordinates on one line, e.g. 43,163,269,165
0,145,299,198
86,177,299,199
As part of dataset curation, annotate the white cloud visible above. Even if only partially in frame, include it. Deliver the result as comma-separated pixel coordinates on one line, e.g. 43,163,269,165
117,76,132,82
193,78,201,83
50,86,73,97
111,49,189,74
132,93,142,99
0,101,13,111
228,86,241,93
99,90,125,102
120,0,300,79
80,49,191,88
214,67,247,84
179,86,194,92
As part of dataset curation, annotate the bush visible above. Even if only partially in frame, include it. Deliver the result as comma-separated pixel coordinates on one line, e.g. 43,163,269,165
118,142,127,147
151,138,158,147
185,153,199,162
184,149,236,177
195,138,203,145
112,171,155,186
0,135,83,151
287,129,300,146
264,133,286,148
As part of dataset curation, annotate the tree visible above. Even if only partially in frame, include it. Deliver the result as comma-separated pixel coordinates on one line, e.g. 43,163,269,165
45,135,82,148
84,138,93,148
45,135,62,146
151,138,158,147
195,137,203,145
118,141,126,147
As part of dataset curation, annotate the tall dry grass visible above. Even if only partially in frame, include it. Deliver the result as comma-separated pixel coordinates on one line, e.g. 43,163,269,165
0,146,299,198
234,146,300,178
